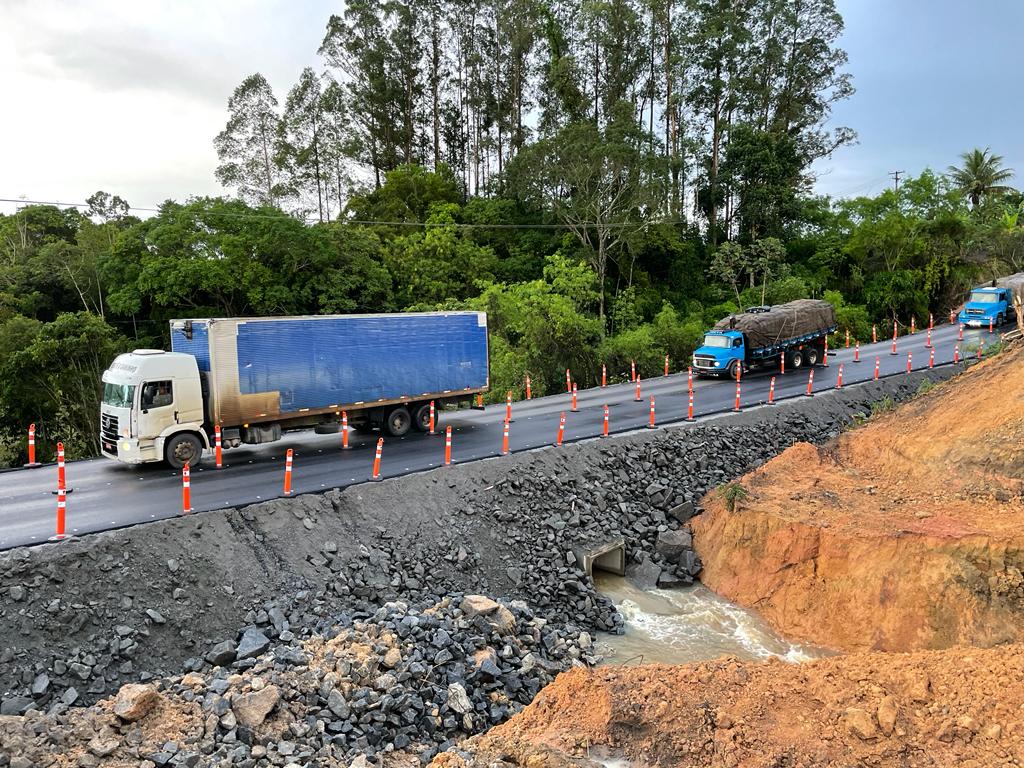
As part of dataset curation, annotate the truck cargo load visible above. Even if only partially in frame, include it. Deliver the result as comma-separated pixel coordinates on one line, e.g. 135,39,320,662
169,313,489,427
694,299,837,377
712,299,837,350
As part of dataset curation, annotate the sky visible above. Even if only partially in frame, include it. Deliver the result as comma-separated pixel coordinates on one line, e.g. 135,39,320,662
1,0,1022,215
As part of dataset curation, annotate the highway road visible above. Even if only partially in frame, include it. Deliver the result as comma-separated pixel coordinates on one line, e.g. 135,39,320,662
0,322,991,549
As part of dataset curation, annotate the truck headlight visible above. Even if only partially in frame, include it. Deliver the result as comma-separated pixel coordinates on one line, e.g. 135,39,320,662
121,441,131,451
714,361,721,367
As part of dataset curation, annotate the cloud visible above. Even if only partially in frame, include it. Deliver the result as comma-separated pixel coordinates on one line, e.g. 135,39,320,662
0,0,332,212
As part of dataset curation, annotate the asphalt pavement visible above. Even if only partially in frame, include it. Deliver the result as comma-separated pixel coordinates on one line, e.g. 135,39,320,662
0,322,990,549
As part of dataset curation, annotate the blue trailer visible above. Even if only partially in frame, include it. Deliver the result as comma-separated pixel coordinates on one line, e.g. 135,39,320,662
100,312,489,467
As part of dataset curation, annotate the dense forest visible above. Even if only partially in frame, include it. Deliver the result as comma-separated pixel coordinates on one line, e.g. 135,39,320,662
0,0,1021,465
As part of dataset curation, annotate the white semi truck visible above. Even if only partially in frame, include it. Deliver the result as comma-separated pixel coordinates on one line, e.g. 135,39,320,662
100,313,490,469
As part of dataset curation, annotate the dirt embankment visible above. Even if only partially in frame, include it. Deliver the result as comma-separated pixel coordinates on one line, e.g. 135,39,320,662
693,346,1024,652
440,644,1024,767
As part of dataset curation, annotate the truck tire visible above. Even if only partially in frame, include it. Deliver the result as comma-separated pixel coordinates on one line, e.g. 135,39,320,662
727,360,741,380
997,313,1005,326
787,349,805,369
412,403,433,433
384,406,412,437
804,346,819,366
165,433,203,470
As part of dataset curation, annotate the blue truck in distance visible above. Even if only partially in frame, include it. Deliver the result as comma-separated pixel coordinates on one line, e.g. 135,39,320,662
692,299,837,378
957,273,1024,328
99,312,489,469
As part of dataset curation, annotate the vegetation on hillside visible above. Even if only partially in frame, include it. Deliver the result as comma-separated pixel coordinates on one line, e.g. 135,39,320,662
0,0,1020,465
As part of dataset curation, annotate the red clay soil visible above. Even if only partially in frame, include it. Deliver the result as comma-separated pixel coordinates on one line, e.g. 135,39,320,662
692,344,1024,652
439,645,1024,767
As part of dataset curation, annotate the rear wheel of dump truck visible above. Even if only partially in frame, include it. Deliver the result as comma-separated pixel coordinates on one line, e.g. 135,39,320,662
412,403,433,432
804,346,819,366
787,349,805,369
165,433,203,470
384,406,412,437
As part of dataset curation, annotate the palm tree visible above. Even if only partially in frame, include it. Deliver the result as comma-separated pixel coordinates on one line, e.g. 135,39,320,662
947,148,1016,207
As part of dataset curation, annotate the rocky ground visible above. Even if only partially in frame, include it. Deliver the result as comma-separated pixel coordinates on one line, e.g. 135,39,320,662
694,346,1024,651
0,370,951,764
0,594,599,767
437,643,1024,767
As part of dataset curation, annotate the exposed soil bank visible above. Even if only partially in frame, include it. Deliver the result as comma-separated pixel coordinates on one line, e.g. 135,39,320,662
0,371,948,720
438,644,1024,767
693,348,1024,652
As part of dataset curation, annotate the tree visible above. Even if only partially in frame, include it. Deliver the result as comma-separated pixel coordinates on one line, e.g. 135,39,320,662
746,236,786,304
279,68,327,221
708,240,746,305
947,148,1016,208
508,102,665,327
214,74,285,206
719,124,805,241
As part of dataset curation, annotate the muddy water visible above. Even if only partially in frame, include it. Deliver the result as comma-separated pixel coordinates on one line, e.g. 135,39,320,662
594,573,829,665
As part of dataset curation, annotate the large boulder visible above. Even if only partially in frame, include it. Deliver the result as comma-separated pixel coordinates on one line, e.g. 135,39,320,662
625,556,661,590
114,684,161,722
232,685,280,729
655,529,693,563
235,628,270,660
460,595,516,635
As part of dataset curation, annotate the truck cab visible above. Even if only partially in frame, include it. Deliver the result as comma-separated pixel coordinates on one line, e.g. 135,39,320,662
100,350,208,468
692,330,745,378
958,287,1012,328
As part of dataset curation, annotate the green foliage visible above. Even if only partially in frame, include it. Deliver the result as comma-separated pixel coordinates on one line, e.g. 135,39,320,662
870,397,896,416
718,482,750,513
0,313,129,461
467,254,602,399
824,289,871,343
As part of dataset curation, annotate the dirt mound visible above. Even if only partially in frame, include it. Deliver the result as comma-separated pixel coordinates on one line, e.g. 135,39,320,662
441,645,1024,767
693,345,1024,651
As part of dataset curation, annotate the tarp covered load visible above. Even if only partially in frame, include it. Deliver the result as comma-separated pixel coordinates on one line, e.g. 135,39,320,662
713,299,837,350
995,272,1024,302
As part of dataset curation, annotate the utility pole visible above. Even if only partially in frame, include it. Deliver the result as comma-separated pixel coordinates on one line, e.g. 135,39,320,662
889,170,905,196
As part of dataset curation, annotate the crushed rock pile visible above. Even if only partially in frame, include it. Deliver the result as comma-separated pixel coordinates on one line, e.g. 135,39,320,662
437,643,1024,767
0,595,596,766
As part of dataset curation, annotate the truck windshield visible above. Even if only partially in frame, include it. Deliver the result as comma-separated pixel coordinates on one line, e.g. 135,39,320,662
968,291,999,304
702,334,733,349
102,383,135,409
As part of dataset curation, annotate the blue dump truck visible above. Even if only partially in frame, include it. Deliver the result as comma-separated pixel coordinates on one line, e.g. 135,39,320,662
692,299,837,378
957,273,1024,328
100,312,489,468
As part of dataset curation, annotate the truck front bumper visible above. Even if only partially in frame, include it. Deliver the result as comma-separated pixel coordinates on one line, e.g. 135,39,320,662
100,436,149,465
961,317,989,328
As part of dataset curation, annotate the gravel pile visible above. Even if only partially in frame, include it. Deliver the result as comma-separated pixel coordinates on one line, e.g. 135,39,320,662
1,594,594,766
0,371,952,744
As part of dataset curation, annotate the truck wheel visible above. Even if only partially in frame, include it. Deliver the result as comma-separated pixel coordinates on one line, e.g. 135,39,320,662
997,313,1005,326
165,433,202,470
787,349,805,369
804,347,819,366
384,406,412,437
412,403,433,433
727,361,740,380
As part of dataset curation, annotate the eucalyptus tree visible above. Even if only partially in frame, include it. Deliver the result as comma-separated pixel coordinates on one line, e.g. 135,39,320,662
214,74,285,206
